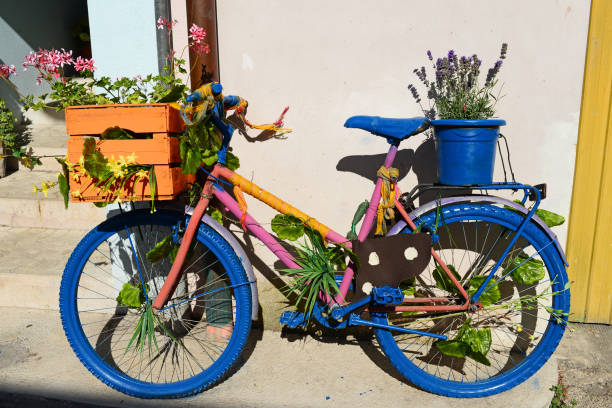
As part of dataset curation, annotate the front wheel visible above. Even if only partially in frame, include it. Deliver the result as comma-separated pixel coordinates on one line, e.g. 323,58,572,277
60,209,252,398
374,203,570,397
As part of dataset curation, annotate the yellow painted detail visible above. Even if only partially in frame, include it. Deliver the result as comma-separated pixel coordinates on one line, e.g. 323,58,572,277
229,173,331,239
566,0,612,324
375,166,398,236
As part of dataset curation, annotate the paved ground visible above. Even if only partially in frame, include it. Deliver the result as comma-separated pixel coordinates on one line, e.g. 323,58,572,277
555,323,612,407
0,307,561,408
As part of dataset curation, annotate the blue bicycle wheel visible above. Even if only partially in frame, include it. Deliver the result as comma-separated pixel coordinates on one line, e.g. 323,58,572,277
60,209,252,398
374,203,570,397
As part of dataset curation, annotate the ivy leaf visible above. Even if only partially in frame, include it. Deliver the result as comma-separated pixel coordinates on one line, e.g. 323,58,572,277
180,139,202,175
467,275,501,307
155,85,186,103
433,264,461,293
435,340,468,358
146,235,174,263
271,214,305,241
535,208,565,228
226,151,240,171
100,126,133,140
82,137,108,179
116,282,146,308
508,200,565,228
506,254,545,285
399,277,416,297
209,208,223,224
57,172,69,209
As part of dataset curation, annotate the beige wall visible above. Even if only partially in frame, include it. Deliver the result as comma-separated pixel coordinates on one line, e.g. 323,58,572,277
213,1,589,252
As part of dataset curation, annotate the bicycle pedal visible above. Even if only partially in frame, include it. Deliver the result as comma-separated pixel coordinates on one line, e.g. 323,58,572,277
280,311,307,329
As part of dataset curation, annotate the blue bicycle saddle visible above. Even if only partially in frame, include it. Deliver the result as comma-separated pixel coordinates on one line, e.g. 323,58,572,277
344,116,430,141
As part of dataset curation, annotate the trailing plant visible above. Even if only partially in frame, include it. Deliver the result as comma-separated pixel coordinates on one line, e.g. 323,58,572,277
407,44,508,119
0,99,41,171
272,213,359,320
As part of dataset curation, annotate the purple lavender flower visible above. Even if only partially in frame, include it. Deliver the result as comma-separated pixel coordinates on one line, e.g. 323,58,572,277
427,50,433,61
448,49,455,60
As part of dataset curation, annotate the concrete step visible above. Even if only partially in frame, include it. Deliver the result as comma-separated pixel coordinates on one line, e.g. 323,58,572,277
0,170,105,230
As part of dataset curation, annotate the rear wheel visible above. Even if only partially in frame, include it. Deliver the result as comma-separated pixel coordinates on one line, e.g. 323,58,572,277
374,203,569,397
60,209,252,398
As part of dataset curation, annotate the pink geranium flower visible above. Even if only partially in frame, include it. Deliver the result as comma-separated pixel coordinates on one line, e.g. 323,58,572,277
188,24,206,43
189,42,210,55
74,56,96,72
0,64,16,78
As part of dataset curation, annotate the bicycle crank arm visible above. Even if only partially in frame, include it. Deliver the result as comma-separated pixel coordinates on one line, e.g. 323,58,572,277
348,313,448,340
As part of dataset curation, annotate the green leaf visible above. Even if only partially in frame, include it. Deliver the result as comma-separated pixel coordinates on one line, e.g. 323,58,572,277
100,126,133,140
467,350,491,366
116,282,145,308
459,325,492,356
209,208,223,224
155,85,186,103
399,278,416,297
148,166,156,212
535,208,565,228
82,137,108,179
467,275,501,307
226,151,240,171
506,255,545,285
271,214,305,241
201,150,218,166
346,200,369,240
180,139,202,175
146,235,174,263
57,172,69,209
433,264,461,293
435,340,468,358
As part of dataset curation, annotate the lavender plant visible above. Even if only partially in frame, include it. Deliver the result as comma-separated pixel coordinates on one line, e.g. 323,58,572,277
408,44,508,120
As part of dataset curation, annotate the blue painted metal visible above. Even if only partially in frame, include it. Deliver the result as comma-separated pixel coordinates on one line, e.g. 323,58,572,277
160,280,255,312
223,95,241,108
348,313,448,340
431,119,505,185
344,116,429,142
279,310,307,329
371,286,404,306
329,296,371,321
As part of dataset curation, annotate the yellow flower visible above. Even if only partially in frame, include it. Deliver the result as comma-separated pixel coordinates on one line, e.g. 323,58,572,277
41,182,50,197
32,184,40,195
71,190,83,198
126,153,138,164
136,169,148,178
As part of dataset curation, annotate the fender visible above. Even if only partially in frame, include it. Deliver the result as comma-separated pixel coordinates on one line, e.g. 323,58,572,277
187,207,259,320
387,195,568,266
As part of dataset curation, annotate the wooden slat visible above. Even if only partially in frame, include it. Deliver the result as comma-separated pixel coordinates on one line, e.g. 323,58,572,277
566,0,612,323
65,104,185,135
67,133,181,165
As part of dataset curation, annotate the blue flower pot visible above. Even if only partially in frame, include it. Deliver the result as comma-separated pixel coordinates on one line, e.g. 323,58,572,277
431,119,506,186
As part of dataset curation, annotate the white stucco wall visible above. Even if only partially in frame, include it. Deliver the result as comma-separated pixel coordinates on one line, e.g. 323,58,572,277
213,0,589,251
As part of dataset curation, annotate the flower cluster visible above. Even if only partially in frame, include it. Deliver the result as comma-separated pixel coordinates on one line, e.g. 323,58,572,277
0,64,16,78
156,17,177,30
22,48,95,84
188,24,209,55
408,44,508,120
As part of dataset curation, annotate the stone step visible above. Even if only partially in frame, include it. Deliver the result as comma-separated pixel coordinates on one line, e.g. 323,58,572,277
0,170,105,230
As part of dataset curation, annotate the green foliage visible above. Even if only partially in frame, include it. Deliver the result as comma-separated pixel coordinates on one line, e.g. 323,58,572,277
467,275,501,307
550,379,577,408
146,235,174,263
100,126,133,140
433,264,461,293
272,214,305,241
116,282,148,308
435,319,492,365
0,99,19,152
209,208,223,224
346,200,369,240
399,277,416,297
82,138,108,179
507,200,565,228
506,254,545,285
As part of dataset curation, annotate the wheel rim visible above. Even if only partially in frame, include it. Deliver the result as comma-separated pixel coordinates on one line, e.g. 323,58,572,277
379,204,568,389
69,215,242,387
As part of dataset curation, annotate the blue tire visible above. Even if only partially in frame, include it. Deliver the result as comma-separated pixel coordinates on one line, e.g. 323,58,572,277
374,203,569,397
60,210,252,398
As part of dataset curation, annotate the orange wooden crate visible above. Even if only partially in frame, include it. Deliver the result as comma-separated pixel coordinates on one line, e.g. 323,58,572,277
65,104,193,203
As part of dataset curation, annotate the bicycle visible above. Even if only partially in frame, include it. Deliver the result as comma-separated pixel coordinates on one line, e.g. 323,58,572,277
58,82,570,399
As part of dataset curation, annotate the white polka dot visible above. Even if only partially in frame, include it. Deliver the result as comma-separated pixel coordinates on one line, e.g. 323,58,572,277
362,281,373,295
404,247,418,261
368,252,380,266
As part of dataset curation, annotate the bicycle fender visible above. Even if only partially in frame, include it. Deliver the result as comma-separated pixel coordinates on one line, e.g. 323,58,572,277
200,214,259,321
388,195,568,267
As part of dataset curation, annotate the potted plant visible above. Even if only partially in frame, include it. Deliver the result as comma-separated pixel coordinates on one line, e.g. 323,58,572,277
407,44,508,185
